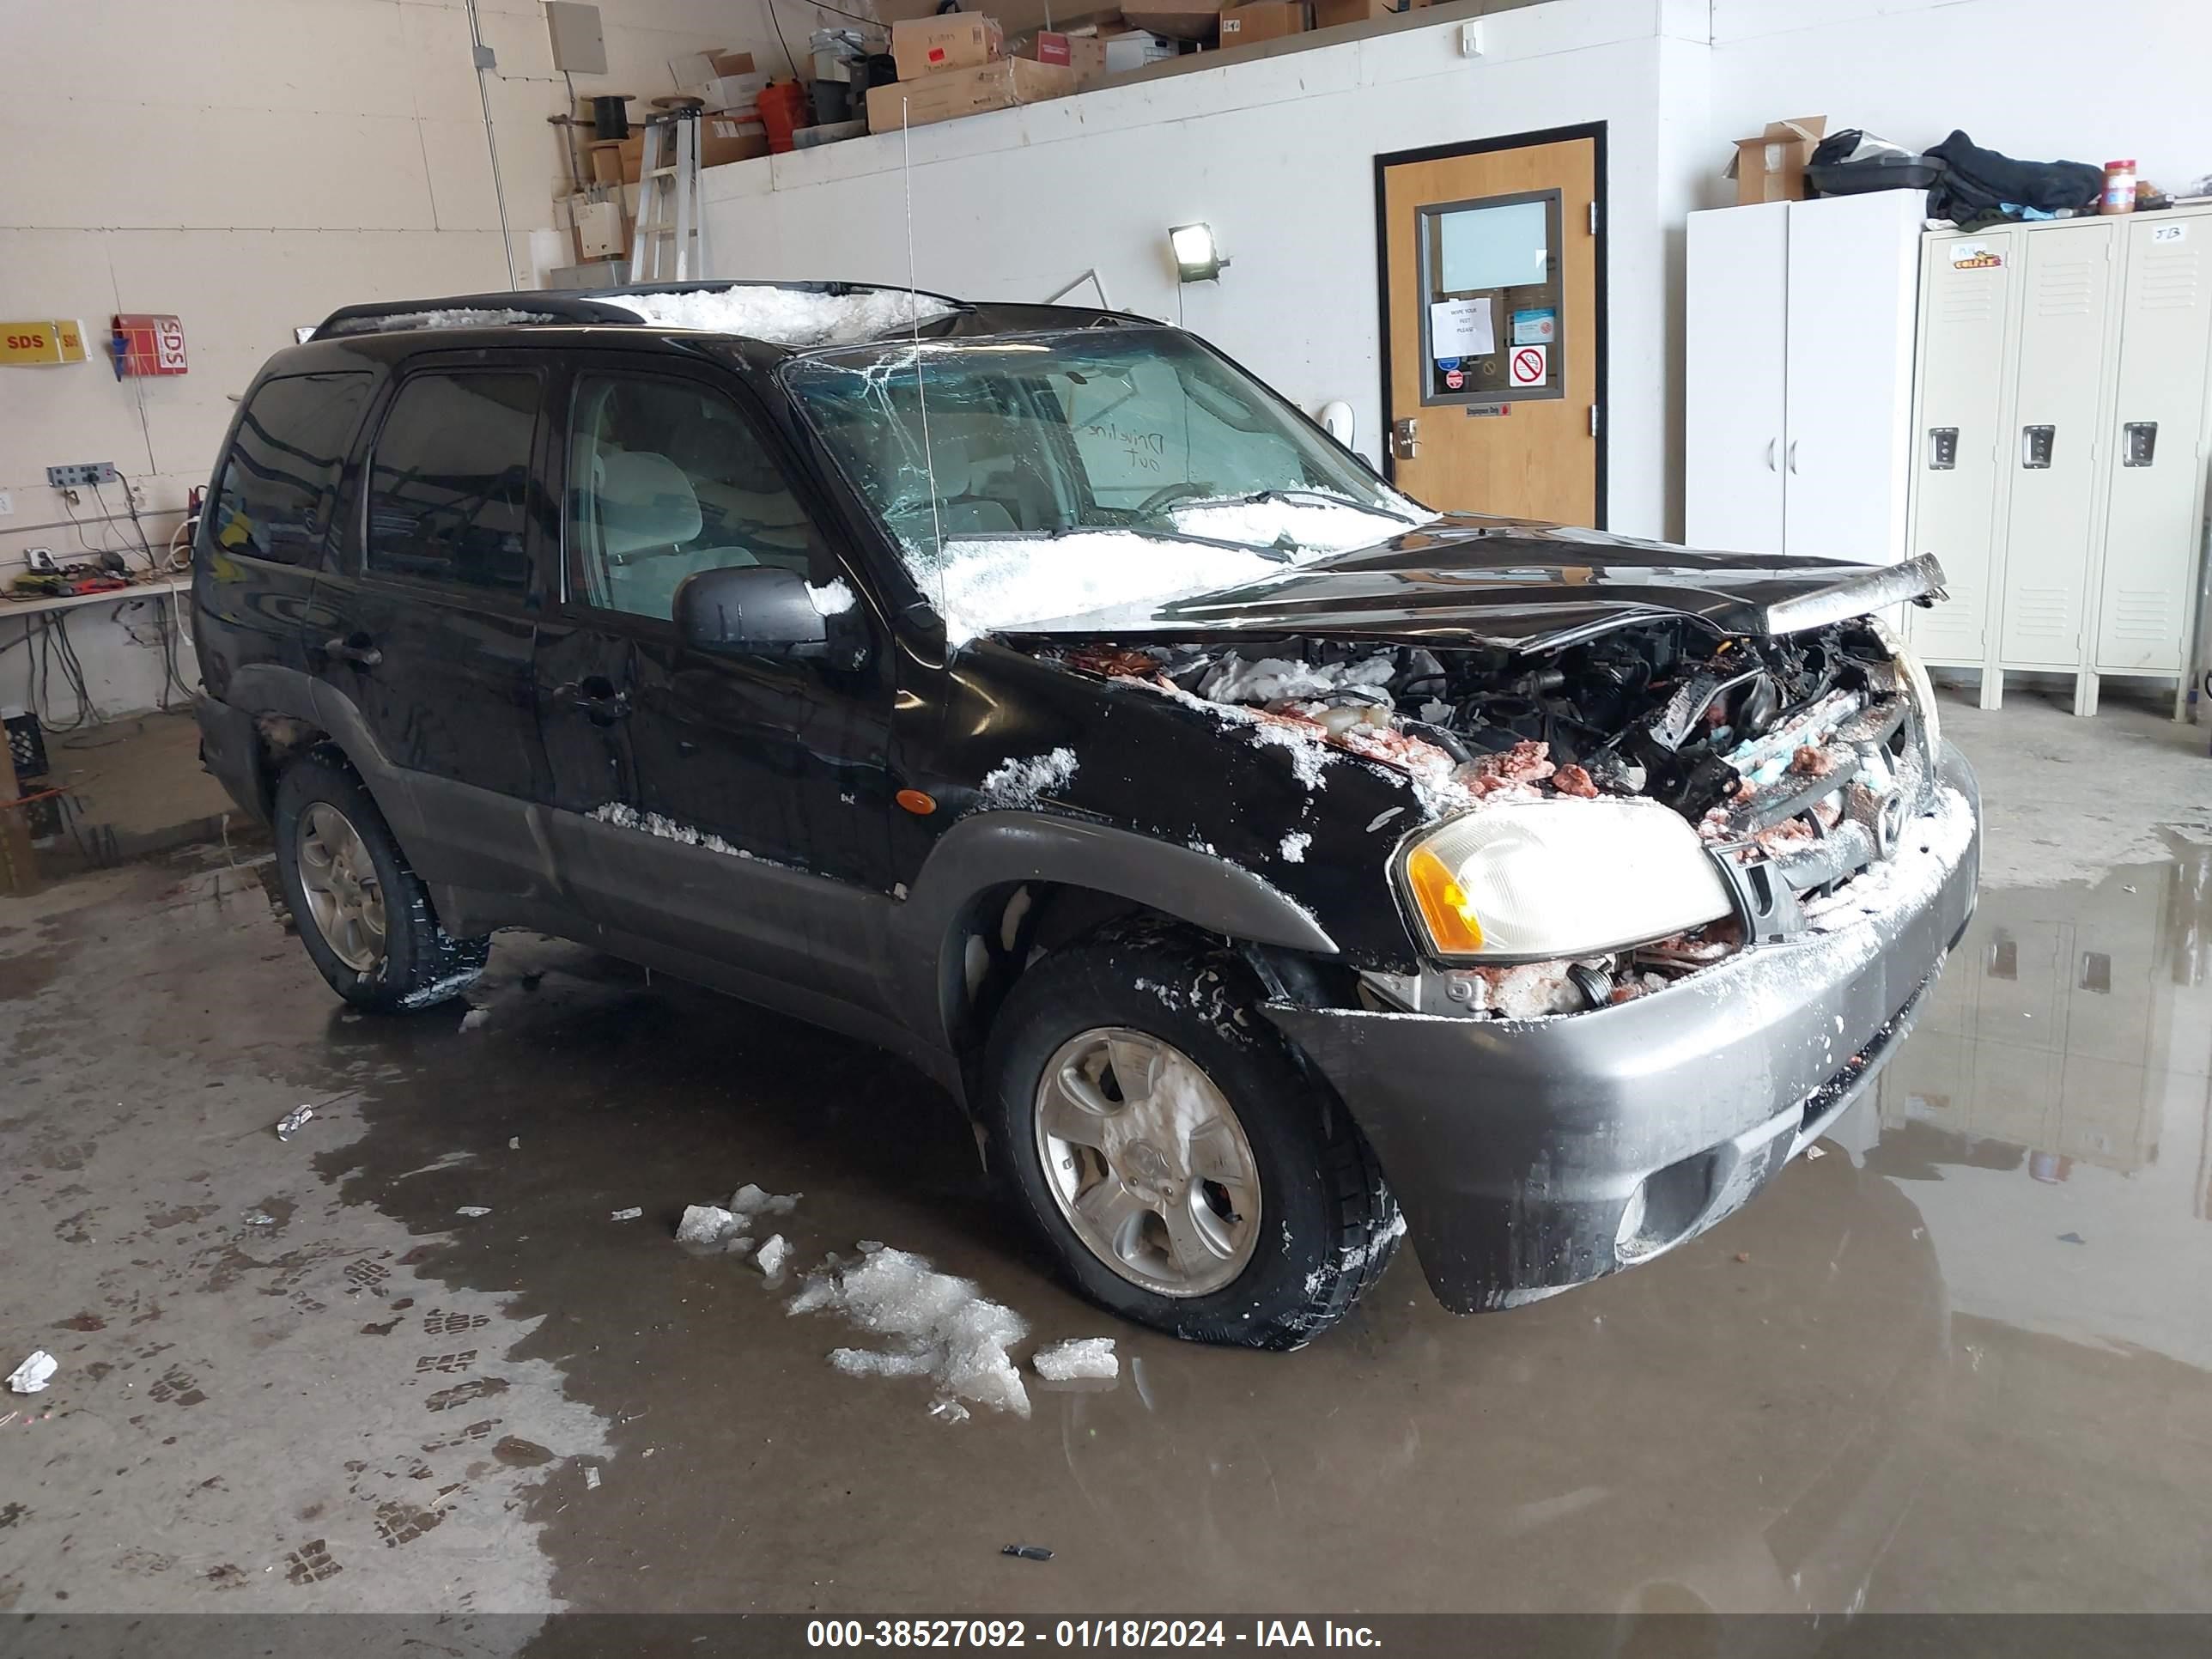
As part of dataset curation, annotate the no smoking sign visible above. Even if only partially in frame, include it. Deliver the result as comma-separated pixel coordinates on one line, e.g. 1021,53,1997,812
1509,344,1548,388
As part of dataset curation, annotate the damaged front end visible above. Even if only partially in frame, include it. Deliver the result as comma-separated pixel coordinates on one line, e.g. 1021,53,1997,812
1008,592,1979,1314
1030,603,1954,1018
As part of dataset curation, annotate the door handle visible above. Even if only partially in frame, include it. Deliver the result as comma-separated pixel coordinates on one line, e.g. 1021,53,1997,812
1390,417,1419,460
1765,438,1778,472
561,677,630,725
1785,440,1799,475
321,633,382,668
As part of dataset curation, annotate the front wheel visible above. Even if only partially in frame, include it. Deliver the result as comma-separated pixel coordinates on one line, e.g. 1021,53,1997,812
273,755,489,1012
981,921,1401,1348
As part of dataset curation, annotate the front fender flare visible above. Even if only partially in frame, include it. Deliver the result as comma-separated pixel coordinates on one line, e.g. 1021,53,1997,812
888,810,1340,1055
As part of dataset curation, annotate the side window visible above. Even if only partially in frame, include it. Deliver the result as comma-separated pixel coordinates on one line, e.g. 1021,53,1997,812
366,371,540,593
209,372,372,566
567,373,817,622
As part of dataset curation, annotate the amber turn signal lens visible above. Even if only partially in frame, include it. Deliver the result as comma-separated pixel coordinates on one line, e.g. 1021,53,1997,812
1403,842,1485,954
896,788,937,816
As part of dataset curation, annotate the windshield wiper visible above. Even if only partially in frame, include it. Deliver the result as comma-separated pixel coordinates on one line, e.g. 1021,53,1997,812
1059,524,1297,562
1237,489,1417,526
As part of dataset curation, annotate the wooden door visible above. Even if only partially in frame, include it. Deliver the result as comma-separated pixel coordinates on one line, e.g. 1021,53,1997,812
1379,130,1601,526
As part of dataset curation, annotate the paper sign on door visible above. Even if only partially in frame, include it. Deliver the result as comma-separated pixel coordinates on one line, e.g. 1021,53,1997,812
1429,297,1494,360
1508,344,1549,388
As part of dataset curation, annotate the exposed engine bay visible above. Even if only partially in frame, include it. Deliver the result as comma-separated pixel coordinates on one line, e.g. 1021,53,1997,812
1039,618,1937,1020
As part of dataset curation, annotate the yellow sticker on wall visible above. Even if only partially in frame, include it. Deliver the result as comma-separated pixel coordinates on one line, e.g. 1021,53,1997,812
0,320,88,365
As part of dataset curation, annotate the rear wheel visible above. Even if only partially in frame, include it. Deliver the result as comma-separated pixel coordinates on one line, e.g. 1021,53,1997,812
981,920,1401,1348
273,755,489,1012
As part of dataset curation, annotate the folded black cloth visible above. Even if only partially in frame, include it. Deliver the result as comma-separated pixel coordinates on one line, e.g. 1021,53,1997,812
1926,130,2103,222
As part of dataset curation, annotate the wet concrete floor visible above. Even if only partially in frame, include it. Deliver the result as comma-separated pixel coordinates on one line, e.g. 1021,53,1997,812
3,685,2210,1621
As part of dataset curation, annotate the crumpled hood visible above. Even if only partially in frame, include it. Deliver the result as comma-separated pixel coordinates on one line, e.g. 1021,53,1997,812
1012,516,1947,653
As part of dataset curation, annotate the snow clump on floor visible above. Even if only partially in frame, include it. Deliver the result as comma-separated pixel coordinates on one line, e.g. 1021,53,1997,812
1031,1337,1119,1382
788,1247,1031,1418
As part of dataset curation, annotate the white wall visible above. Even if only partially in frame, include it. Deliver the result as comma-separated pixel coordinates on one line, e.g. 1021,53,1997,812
1701,0,2212,211
11,0,2211,721
699,0,2212,544
699,0,1692,537
0,0,815,724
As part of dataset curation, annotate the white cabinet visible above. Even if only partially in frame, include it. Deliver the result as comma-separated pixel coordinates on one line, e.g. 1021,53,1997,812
1905,207,2212,715
1686,191,1924,567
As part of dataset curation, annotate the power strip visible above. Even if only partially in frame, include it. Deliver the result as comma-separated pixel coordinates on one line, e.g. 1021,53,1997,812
47,462,120,489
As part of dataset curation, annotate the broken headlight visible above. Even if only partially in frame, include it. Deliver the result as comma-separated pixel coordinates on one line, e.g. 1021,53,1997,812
1869,616,1940,753
1398,800,1735,962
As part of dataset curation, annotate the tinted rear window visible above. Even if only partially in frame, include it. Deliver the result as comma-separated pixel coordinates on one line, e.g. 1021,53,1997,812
208,372,372,567
366,370,540,593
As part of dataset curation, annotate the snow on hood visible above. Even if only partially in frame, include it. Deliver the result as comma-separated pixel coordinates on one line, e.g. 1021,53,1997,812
600,287,959,347
917,494,1434,648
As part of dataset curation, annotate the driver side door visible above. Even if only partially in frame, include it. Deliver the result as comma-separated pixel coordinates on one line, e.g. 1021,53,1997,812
534,356,898,1010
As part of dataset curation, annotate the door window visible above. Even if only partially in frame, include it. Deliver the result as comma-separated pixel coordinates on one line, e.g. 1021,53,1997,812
210,371,373,566
567,374,817,621
365,371,540,592
1416,189,1565,404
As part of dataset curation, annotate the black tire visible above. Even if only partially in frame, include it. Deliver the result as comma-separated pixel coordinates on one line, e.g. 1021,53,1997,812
273,753,489,1012
980,918,1401,1349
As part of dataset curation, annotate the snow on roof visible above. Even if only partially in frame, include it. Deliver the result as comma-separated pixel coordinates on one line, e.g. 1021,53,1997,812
599,286,959,347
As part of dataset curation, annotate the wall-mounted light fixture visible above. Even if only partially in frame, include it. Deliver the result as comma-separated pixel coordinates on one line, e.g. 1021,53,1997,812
1169,222,1229,283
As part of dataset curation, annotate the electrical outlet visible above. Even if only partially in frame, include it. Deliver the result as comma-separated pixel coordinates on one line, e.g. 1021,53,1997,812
0,491,13,516
47,462,119,489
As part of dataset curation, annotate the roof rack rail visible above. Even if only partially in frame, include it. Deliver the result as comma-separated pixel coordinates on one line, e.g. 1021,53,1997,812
309,291,643,339
309,280,975,342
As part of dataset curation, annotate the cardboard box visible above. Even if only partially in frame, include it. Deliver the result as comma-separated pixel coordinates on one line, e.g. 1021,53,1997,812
1725,115,1827,205
867,58,1076,130
587,135,643,185
698,70,769,112
1022,30,1109,82
892,15,1006,78
1218,0,1304,43
879,0,1119,38
698,113,771,167
1099,27,1180,71
1119,0,1219,40
669,48,757,84
1310,0,1395,26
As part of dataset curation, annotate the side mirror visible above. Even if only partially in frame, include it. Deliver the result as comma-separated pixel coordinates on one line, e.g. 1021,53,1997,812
674,564,866,670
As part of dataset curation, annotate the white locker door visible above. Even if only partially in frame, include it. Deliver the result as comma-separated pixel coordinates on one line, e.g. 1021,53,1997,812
1907,232,2015,663
2000,221,2117,666
2096,216,2212,673
1685,203,1788,554
1783,191,1923,566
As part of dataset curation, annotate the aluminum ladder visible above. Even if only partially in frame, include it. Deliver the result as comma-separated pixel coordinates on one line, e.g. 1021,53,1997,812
629,100,709,283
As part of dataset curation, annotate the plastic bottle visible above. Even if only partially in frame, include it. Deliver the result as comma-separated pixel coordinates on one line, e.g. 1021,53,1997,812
2101,159,2138,214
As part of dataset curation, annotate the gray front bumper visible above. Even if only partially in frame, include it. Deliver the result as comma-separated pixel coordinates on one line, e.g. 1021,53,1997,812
1267,742,1981,1314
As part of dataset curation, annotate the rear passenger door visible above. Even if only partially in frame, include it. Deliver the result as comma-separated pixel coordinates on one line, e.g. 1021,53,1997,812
313,356,559,903
535,356,897,1006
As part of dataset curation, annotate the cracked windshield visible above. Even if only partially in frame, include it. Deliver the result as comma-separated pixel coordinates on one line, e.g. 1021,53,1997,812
785,328,1434,644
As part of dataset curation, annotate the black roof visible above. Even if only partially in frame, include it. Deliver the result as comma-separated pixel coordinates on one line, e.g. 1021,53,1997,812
309,279,1134,348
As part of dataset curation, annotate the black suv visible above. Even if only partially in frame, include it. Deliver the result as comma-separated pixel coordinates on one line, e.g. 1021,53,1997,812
193,282,1978,1347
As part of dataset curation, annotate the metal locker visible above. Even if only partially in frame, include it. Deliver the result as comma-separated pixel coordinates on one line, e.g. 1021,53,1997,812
2095,216,2212,675
1998,220,2118,669
1906,230,2015,665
